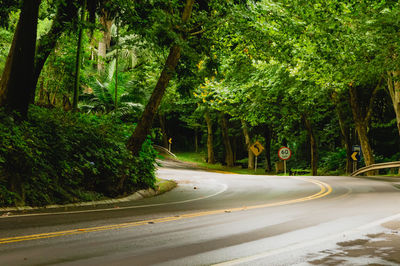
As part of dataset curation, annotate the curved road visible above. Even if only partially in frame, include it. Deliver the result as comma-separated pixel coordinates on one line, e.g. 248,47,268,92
0,160,400,265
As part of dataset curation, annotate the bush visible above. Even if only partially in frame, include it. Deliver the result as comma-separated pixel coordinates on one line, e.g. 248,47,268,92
0,106,156,207
319,148,346,173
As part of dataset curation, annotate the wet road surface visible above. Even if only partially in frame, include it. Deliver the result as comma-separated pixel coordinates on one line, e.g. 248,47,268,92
0,160,400,265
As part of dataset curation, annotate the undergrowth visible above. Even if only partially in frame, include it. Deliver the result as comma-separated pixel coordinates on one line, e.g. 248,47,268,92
0,106,156,207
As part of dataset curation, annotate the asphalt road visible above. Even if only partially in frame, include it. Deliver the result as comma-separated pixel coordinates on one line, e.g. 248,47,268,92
0,160,400,265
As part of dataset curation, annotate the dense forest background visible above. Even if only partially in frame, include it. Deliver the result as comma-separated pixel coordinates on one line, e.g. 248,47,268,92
1,0,400,207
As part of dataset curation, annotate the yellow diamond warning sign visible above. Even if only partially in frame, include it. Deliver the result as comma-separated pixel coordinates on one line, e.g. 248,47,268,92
250,141,264,156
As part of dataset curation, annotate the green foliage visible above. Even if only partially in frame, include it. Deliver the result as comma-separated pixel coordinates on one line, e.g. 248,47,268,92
79,63,145,120
0,183,19,206
0,0,19,28
0,106,156,207
319,149,346,173
0,12,15,73
2,0,400,179
0,23,14,74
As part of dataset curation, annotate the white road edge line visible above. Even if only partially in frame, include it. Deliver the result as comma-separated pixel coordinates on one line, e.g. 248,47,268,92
213,212,400,266
0,183,228,219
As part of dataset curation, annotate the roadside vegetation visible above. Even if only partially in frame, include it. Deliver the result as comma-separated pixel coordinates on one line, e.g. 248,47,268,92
0,106,156,207
174,151,275,175
174,152,343,176
1,1,400,206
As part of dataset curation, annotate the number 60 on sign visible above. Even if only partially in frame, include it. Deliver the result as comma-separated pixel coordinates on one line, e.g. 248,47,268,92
278,147,292,160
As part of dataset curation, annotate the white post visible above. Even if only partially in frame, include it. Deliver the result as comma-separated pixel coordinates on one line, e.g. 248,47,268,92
284,160,287,175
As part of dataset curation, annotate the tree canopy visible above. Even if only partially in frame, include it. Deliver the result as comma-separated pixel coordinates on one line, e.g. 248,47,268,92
1,0,400,206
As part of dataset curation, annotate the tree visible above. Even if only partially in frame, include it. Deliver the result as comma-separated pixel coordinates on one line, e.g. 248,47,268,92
331,90,354,174
127,0,195,156
31,0,79,103
0,0,41,117
387,70,400,138
72,0,87,111
220,112,234,167
97,5,114,73
204,109,215,163
241,119,255,169
263,124,272,172
349,80,382,167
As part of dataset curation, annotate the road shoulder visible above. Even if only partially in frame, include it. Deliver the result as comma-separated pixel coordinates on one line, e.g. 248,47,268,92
0,179,177,213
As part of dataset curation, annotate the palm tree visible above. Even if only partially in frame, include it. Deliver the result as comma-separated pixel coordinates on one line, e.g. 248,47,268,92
79,60,144,120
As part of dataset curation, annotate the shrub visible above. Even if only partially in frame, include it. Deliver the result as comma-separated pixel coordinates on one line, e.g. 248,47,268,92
319,148,346,173
0,106,156,207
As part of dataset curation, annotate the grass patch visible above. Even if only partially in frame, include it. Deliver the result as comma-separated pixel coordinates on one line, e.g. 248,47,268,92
174,151,206,164
174,152,289,175
156,179,177,194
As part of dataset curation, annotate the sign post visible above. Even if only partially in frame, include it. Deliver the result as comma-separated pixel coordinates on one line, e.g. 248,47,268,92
278,146,292,175
250,141,264,172
168,138,172,152
351,145,362,172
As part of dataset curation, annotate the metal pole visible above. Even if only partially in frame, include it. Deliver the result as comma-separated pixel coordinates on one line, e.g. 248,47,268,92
284,160,286,175
255,156,258,172
169,143,171,152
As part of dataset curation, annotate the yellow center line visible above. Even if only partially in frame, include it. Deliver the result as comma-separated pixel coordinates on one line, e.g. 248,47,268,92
0,177,332,245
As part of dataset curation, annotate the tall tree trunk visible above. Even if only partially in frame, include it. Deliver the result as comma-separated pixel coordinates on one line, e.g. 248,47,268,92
220,113,234,167
194,128,199,153
355,120,375,167
303,114,318,176
38,76,46,105
30,0,79,103
331,91,353,174
0,0,41,117
264,124,272,172
159,114,169,149
387,71,400,137
72,0,86,111
114,19,119,109
127,0,195,156
348,84,379,167
127,44,181,155
98,13,113,73
232,135,237,163
241,119,254,169
338,112,353,174
204,110,215,164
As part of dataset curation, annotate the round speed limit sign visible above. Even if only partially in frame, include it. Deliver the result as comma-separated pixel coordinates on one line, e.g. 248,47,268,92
278,146,292,160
